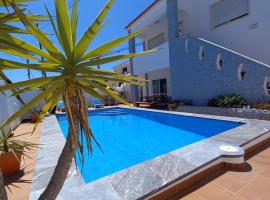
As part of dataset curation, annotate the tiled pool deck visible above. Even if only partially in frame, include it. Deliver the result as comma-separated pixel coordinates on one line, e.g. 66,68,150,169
30,108,270,200
181,139,270,200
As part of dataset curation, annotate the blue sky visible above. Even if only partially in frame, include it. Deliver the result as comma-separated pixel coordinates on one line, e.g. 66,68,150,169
3,0,153,82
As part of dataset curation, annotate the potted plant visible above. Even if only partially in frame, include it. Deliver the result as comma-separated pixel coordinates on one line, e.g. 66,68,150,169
0,130,39,177
168,100,181,110
30,105,41,123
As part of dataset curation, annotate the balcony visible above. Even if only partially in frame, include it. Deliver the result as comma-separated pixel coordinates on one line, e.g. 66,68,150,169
133,42,169,75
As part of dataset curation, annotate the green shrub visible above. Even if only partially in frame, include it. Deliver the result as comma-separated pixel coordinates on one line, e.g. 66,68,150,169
208,94,247,108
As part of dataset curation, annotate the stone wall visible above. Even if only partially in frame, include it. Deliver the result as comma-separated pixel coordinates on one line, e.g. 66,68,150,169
176,106,270,121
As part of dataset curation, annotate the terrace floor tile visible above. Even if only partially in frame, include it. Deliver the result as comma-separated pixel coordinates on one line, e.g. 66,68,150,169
4,121,41,200
181,141,270,200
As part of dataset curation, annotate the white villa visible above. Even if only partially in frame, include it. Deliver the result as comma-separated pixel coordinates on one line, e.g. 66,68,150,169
126,0,270,105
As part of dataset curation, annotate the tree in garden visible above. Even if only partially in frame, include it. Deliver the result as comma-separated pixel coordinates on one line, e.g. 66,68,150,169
0,0,154,199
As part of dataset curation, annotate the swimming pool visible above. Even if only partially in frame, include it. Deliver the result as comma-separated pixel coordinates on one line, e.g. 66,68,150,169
56,108,243,183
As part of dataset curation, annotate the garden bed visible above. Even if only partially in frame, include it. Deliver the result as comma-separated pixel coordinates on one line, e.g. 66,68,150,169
176,106,270,120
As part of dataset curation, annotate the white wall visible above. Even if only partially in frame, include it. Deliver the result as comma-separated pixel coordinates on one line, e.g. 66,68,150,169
113,61,131,74
178,0,270,65
148,67,172,97
0,81,42,135
0,92,21,135
20,90,45,119
128,0,167,33
138,67,172,98
129,0,270,65
133,42,169,75
139,17,168,50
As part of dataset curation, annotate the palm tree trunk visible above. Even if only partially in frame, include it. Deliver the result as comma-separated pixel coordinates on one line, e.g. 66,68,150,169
38,87,80,200
0,170,7,200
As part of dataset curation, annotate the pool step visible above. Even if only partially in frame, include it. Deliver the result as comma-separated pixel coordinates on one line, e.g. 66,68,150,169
93,109,128,116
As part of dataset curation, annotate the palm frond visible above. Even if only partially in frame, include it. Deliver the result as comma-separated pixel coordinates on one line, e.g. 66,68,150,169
0,43,39,60
74,0,114,60
0,71,25,105
77,50,156,68
0,58,61,71
0,83,62,129
55,0,73,59
32,85,64,133
0,33,60,63
10,3,66,64
0,76,56,92
0,0,36,7
71,0,78,46
81,31,142,61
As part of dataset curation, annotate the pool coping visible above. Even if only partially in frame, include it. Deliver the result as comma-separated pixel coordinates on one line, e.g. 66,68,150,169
30,107,270,200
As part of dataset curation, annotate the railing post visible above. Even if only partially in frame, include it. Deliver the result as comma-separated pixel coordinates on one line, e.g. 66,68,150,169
166,0,179,100
166,0,179,40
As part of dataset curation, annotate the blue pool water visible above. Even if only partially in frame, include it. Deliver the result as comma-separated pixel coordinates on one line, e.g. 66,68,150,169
56,108,243,182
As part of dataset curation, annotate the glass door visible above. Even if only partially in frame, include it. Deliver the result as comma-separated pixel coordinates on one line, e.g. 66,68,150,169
152,79,167,97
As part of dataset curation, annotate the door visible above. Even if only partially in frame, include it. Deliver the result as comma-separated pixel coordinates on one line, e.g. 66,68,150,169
152,78,167,97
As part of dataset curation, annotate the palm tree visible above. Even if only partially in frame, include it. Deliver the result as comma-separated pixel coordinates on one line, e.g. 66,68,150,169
0,0,154,199
0,0,46,105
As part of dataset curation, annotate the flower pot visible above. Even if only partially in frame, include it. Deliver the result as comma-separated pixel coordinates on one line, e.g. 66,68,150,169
31,113,39,123
0,151,22,177
51,106,57,114
168,103,179,110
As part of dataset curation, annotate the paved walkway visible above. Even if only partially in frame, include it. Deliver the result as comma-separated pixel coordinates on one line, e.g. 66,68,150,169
4,122,41,200
182,142,270,200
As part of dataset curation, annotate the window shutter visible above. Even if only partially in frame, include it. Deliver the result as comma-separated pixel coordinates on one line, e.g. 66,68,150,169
211,0,249,28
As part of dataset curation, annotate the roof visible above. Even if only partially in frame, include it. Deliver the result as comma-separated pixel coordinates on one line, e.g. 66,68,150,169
125,0,161,29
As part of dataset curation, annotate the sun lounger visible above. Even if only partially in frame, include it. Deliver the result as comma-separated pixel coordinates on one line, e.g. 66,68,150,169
91,98,104,108
57,101,65,112
134,96,170,108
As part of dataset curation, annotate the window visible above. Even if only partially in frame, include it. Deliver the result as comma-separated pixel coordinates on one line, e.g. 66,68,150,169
263,77,270,96
148,33,165,49
139,86,143,100
238,64,246,81
216,54,223,70
210,0,249,29
152,79,167,97
152,80,159,95
159,79,167,95
122,67,128,74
